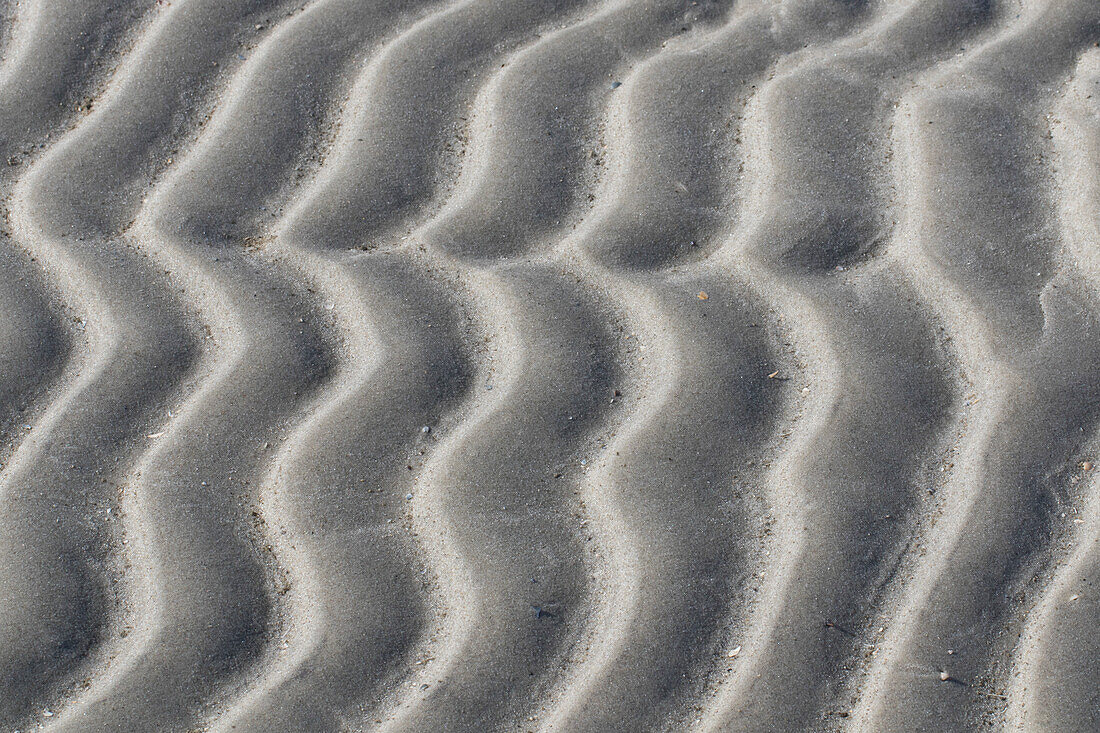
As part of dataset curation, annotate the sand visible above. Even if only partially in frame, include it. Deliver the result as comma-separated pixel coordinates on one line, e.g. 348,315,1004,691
0,0,1097,731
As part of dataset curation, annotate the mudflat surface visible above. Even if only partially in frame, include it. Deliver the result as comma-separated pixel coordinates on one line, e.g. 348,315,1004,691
0,1,1098,731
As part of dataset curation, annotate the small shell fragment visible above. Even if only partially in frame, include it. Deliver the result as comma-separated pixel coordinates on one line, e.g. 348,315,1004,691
727,645,742,658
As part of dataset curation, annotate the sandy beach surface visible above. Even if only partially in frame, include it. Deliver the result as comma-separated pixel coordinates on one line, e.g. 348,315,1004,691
0,0,1098,730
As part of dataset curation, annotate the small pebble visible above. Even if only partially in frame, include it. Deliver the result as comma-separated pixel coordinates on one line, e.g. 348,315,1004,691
1083,461,1093,471
405,493,413,500
939,671,950,681
610,81,622,89
421,425,431,434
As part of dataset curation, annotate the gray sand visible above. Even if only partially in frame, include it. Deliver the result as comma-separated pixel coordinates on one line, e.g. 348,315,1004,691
0,0,1098,731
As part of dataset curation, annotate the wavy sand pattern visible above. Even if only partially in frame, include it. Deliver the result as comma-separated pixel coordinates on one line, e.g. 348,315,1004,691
0,1,1097,731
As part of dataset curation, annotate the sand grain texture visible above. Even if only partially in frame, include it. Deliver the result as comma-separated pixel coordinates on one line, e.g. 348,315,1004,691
0,0,1098,731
